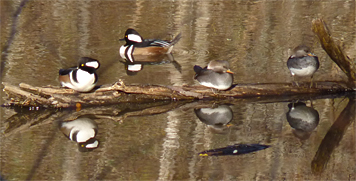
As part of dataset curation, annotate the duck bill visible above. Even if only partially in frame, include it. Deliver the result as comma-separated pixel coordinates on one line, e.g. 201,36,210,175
226,70,234,74
226,123,233,127
119,38,125,41
307,53,316,57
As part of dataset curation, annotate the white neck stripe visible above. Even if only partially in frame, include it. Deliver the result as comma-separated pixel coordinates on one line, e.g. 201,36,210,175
127,45,134,62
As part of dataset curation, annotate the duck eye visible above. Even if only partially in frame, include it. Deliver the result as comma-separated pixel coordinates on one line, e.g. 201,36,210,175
81,64,85,67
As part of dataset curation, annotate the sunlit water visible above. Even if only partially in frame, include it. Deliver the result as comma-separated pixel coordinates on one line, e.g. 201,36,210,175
1,0,355,180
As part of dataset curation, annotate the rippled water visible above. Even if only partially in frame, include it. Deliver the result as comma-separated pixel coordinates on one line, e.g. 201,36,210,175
1,0,355,180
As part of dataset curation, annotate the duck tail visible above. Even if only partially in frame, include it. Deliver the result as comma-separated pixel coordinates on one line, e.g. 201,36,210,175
169,33,182,46
166,33,182,53
59,68,72,75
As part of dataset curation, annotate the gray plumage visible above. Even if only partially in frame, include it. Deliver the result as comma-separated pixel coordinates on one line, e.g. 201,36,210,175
287,45,319,77
286,102,319,132
194,60,234,90
194,105,233,127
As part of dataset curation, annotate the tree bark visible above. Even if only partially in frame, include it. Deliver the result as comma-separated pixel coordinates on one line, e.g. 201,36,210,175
1,80,353,108
312,18,356,83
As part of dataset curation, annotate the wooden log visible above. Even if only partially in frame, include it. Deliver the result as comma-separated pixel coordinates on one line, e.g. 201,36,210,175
1,80,353,108
312,18,356,83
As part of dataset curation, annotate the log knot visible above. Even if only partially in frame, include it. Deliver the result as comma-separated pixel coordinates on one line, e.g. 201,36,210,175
113,79,125,89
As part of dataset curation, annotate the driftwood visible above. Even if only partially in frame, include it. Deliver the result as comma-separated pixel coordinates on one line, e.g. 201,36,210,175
2,80,353,108
312,18,356,83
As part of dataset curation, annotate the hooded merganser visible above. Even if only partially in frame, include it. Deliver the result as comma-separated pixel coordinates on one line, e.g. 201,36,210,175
194,60,234,90
119,28,182,61
194,105,233,133
287,45,319,87
59,117,99,152
286,102,320,140
59,57,100,92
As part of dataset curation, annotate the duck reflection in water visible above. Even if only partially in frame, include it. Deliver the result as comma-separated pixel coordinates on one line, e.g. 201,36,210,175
120,53,181,76
194,104,233,133
286,102,320,140
58,117,99,152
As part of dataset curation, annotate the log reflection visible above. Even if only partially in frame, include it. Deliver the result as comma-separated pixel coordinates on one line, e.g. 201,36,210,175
2,100,191,137
311,97,355,174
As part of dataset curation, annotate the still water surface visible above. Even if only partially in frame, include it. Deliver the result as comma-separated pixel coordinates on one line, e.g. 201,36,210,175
1,0,355,180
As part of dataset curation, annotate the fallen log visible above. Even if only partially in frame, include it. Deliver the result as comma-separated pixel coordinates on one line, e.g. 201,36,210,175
1,80,353,108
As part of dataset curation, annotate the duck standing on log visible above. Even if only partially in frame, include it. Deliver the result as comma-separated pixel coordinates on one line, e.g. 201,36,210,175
287,45,319,88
